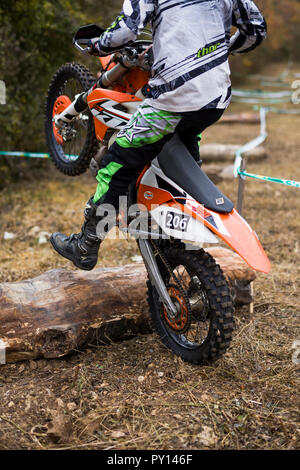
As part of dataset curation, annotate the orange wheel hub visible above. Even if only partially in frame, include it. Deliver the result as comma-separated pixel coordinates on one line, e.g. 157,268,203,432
163,286,189,333
52,95,72,145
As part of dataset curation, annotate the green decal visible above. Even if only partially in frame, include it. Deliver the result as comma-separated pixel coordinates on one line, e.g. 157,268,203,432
106,15,125,32
93,161,123,204
197,42,221,58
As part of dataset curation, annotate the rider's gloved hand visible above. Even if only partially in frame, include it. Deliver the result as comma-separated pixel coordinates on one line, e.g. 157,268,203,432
87,38,101,56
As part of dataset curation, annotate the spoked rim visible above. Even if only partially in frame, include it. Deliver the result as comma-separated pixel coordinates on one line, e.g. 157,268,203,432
51,77,90,163
161,265,211,350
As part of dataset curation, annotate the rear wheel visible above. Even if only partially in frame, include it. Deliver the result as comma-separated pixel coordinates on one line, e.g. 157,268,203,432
45,62,99,176
147,245,234,364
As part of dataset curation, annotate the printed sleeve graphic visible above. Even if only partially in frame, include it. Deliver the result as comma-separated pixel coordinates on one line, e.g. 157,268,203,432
229,0,267,54
95,0,267,112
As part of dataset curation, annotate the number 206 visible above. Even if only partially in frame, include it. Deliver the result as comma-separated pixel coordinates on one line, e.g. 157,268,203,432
166,212,190,231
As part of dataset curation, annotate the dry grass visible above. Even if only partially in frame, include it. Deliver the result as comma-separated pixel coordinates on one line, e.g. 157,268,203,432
0,64,299,450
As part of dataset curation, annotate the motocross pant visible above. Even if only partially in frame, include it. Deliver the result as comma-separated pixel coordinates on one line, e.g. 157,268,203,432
93,102,224,209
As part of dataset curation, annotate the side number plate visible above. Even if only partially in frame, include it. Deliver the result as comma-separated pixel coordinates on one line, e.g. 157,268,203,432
166,211,190,232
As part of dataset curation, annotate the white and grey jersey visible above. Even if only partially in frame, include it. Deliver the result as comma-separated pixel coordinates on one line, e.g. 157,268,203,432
95,0,267,112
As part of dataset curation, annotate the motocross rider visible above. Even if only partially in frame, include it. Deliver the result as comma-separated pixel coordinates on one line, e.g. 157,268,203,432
50,0,267,271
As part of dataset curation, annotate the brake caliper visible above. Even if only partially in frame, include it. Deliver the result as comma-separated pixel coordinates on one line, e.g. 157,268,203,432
163,285,190,334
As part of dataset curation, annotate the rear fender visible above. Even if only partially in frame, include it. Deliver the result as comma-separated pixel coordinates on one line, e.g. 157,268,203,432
137,181,270,273
184,200,271,274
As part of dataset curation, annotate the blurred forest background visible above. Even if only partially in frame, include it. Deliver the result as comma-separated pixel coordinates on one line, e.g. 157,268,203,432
0,0,299,185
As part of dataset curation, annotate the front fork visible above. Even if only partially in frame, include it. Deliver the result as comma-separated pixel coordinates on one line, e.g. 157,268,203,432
138,239,178,318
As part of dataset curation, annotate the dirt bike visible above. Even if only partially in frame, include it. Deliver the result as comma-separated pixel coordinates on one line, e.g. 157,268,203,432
45,24,271,364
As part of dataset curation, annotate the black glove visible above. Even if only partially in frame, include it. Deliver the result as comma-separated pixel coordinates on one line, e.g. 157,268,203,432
87,38,101,56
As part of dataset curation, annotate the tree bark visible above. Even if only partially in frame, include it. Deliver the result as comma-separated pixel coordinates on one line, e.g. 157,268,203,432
0,247,256,363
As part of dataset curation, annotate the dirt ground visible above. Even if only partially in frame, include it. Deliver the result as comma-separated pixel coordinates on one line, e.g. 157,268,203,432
0,64,299,450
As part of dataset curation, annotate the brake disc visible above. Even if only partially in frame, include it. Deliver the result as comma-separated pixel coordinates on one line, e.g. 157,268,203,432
150,241,192,335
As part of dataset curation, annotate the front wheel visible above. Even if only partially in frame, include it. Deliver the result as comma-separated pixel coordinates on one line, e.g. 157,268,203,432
147,245,234,364
45,62,99,176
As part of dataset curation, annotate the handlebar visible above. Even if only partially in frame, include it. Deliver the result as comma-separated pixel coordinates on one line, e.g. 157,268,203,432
73,24,153,68
73,37,92,55
72,24,105,54
73,39,144,68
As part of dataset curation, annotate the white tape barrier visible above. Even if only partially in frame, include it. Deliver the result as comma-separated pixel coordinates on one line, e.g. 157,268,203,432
231,88,293,104
253,105,300,115
0,80,6,105
232,96,291,104
232,89,292,99
0,339,6,365
233,107,268,178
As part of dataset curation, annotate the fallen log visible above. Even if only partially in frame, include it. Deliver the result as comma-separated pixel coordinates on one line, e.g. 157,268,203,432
219,112,260,124
200,144,267,163
0,247,256,363
202,164,235,184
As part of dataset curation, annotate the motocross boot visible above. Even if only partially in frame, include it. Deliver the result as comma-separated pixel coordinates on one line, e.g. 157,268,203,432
50,197,104,271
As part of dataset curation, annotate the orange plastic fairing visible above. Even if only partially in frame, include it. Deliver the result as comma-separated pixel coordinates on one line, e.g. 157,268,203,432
99,56,115,71
138,184,173,208
137,180,271,274
88,88,142,105
52,95,72,145
87,88,142,141
98,56,149,94
182,201,271,274
124,68,149,94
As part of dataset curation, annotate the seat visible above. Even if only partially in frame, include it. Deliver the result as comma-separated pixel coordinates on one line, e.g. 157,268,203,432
157,134,234,214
